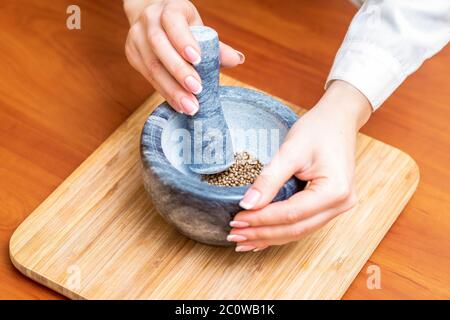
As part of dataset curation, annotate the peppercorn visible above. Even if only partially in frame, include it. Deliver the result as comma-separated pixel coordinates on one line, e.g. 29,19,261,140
202,152,264,187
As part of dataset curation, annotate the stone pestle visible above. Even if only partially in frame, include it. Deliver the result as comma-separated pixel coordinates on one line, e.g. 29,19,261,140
187,26,234,174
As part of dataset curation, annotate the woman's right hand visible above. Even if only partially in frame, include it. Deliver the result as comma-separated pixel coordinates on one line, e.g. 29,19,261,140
123,0,245,115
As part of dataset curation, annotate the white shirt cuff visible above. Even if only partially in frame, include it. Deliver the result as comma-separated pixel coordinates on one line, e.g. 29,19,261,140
325,41,406,110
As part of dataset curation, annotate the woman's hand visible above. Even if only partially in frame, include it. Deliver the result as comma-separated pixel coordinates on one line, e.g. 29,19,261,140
123,0,245,115
228,80,372,252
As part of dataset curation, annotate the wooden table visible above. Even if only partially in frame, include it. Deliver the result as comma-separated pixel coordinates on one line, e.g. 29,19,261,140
0,0,448,299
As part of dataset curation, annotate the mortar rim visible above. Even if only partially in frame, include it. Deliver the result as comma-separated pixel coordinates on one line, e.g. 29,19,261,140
140,86,304,203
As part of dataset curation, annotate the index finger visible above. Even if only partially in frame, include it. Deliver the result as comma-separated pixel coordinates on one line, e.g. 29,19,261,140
160,5,203,64
232,178,345,227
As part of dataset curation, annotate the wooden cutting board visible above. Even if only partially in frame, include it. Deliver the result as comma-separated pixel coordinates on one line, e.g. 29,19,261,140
9,75,419,300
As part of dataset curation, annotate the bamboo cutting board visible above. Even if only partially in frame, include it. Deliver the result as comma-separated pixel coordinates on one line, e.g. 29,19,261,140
9,75,419,300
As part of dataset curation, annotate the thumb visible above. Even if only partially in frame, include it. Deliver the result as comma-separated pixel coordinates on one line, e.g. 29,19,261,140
220,41,245,67
239,143,299,210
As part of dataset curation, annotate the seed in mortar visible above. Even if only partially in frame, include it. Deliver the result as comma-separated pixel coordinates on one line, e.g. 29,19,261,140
202,152,264,186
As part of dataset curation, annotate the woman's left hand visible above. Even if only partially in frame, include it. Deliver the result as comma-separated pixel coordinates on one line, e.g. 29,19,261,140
228,80,372,252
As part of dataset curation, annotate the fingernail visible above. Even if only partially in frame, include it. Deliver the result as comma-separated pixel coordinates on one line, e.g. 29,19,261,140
229,220,250,228
235,50,245,64
235,245,255,252
239,188,260,210
227,234,247,242
180,97,199,115
253,247,267,252
184,75,202,94
184,46,201,65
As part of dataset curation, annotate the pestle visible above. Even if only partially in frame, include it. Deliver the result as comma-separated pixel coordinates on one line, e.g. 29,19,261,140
187,26,234,174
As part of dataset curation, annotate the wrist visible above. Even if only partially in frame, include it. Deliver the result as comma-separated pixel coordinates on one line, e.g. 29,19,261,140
123,0,161,25
317,80,372,131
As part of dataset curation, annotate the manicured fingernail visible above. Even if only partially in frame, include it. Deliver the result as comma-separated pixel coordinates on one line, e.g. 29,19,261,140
229,220,250,228
253,247,267,252
184,75,202,94
184,46,201,65
235,50,245,64
235,245,255,252
227,234,247,242
239,188,260,210
180,97,199,115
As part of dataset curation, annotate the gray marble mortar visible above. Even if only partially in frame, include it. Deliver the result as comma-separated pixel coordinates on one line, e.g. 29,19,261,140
140,86,306,246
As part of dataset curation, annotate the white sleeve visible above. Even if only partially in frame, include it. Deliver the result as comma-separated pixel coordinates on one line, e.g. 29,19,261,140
326,0,450,110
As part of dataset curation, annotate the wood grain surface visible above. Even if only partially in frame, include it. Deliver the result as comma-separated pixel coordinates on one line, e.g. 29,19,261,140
0,0,449,299
9,75,419,300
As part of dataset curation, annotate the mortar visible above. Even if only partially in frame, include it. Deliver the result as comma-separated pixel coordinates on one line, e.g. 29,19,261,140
140,27,306,246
